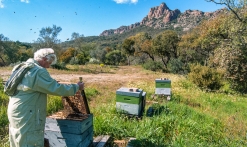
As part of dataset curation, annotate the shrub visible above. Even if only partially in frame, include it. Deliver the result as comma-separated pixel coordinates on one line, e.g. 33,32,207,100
51,62,68,70
69,57,79,65
188,64,224,91
167,58,188,74
142,60,164,72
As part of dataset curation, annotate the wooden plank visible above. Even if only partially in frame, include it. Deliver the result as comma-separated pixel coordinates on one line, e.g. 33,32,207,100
93,135,111,147
93,136,103,146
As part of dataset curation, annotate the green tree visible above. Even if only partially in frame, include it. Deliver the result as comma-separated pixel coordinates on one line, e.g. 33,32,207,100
90,46,107,63
209,12,247,93
206,0,247,23
34,25,62,52
122,38,135,66
0,34,9,65
105,50,123,65
152,30,179,69
0,34,19,65
132,32,155,61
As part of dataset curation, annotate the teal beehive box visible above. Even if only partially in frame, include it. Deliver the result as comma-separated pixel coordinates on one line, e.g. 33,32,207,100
116,87,145,116
45,114,93,147
155,78,171,95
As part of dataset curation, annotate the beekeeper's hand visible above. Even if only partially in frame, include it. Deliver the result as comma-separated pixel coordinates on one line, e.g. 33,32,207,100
77,82,84,90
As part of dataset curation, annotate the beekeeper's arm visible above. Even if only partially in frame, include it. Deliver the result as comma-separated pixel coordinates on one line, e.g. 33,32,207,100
31,70,84,96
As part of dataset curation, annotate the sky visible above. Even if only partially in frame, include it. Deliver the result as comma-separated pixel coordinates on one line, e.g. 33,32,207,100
0,0,225,43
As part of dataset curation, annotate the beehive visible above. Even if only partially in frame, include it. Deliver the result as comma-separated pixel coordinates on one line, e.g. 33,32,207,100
44,91,93,147
155,78,171,95
116,87,146,116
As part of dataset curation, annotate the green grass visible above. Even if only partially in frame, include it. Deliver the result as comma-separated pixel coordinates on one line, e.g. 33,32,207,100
1,66,247,146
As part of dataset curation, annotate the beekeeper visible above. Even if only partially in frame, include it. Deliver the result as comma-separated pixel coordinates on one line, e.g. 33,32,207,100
7,48,84,147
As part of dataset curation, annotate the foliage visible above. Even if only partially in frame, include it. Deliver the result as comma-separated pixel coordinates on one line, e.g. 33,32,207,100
152,30,179,69
88,58,100,64
122,38,135,66
59,47,76,63
142,60,164,72
205,0,247,23
17,48,32,62
188,64,224,91
33,25,62,52
167,58,187,74
0,34,20,66
105,50,125,65
131,32,155,61
178,14,228,66
0,78,9,142
69,57,79,65
51,62,68,70
90,47,107,63
47,95,63,116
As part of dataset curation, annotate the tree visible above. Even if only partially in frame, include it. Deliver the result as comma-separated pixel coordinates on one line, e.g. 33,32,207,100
70,32,92,64
71,32,84,50
34,25,62,52
59,47,76,63
205,0,247,23
122,38,135,66
208,12,247,93
0,34,9,65
179,14,228,66
152,30,179,69
105,50,124,65
90,48,105,63
0,34,19,65
131,32,155,61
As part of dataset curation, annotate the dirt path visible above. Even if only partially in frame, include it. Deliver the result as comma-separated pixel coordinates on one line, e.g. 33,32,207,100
0,66,156,85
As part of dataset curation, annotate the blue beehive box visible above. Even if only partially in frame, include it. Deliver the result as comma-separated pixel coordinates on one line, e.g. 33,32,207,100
116,87,146,116
45,113,93,147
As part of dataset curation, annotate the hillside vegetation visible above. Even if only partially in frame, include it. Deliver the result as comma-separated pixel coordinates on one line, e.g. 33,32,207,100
1,65,247,146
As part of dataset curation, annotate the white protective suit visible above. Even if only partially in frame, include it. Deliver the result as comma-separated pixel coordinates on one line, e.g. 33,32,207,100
7,58,79,147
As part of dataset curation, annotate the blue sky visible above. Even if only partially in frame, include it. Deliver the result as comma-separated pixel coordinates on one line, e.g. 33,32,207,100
0,0,224,43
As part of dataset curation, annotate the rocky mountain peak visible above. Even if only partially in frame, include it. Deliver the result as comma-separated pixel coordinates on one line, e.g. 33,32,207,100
99,2,224,36
148,2,170,19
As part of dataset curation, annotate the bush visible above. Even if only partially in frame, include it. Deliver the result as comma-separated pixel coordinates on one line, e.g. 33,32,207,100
188,64,224,91
142,60,164,72
51,62,68,70
69,57,79,65
167,58,188,74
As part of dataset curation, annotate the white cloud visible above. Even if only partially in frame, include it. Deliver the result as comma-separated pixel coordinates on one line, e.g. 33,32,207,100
131,0,138,4
0,0,4,8
21,0,29,3
113,0,138,4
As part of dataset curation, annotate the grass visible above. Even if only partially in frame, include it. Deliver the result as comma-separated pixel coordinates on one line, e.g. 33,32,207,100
0,65,247,146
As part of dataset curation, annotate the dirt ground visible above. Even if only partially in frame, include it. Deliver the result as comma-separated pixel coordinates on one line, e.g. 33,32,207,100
0,65,158,85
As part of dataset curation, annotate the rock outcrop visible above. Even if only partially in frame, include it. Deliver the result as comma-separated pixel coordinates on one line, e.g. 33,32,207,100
100,2,225,36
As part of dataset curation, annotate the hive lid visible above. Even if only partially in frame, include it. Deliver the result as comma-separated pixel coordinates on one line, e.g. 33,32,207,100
155,78,171,83
116,87,143,97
